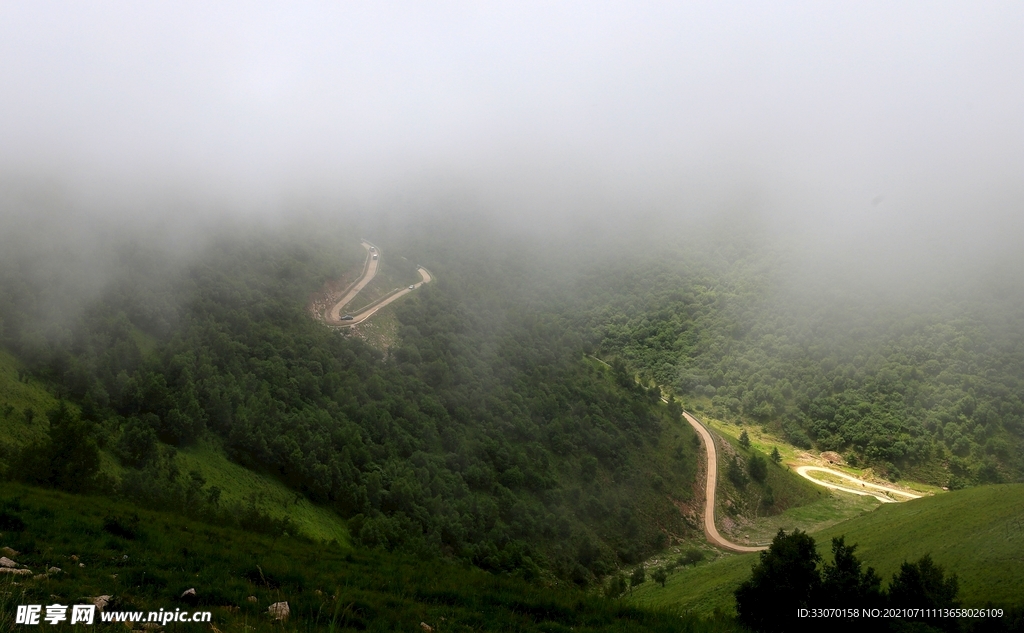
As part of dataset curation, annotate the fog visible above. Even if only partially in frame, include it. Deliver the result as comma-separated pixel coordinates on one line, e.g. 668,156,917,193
2,2,1023,292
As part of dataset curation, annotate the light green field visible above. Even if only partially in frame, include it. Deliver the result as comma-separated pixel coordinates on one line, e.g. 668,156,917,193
631,484,1024,612
814,483,1024,606
176,441,351,546
0,349,64,450
725,491,879,546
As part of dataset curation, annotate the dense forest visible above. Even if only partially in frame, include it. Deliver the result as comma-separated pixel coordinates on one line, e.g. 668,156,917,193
566,244,1024,487
0,213,705,585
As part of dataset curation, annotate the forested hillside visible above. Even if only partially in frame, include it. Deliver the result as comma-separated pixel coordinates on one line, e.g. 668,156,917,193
0,214,703,585
568,246,1024,487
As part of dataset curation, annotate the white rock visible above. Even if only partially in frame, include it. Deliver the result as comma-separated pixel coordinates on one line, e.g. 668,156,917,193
181,588,196,598
0,556,18,568
91,595,112,611
267,602,289,621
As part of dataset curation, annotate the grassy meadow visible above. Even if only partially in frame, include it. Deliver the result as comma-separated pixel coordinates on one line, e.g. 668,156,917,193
630,484,1024,613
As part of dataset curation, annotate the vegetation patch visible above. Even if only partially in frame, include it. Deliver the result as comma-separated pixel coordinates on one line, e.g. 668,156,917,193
0,482,744,632
630,484,1024,614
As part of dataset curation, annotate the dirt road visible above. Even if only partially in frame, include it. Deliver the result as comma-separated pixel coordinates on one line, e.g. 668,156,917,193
682,411,768,553
337,267,432,327
796,466,922,503
323,240,432,327
326,241,380,324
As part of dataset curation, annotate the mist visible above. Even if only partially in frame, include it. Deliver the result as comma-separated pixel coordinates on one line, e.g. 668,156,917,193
2,2,1023,296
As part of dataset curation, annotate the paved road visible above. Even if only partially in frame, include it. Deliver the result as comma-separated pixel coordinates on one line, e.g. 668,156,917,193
326,241,380,324
796,466,922,503
682,411,768,553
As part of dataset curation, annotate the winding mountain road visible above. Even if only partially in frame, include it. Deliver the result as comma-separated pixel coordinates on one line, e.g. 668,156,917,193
324,241,432,327
682,411,768,553
796,466,922,503
327,241,380,324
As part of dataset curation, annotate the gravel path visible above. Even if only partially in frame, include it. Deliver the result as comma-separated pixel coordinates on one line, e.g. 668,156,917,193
326,241,380,324
795,466,923,503
324,240,432,328
682,411,768,553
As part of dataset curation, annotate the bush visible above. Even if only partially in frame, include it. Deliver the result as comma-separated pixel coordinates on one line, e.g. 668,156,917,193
651,567,668,587
748,454,767,483
116,416,159,468
727,456,748,489
103,514,143,540
678,548,705,567
629,566,645,589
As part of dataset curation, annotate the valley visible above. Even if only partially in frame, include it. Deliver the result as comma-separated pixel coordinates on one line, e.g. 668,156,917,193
0,224,1021,632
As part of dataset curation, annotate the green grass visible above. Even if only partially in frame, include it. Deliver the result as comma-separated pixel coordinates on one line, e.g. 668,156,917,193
0,482,744,632
630,484,1024,613
630,552,754,614
175,442,350,546
729,491,878,545
701,413,803,466
814,483,1024,606
710,423,828,546
0,348,66,450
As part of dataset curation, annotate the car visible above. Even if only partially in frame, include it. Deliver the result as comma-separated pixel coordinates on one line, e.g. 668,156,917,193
408,285,415,290
341,315,354,320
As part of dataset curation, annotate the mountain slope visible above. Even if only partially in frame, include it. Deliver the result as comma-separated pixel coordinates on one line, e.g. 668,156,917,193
631,484,1024,612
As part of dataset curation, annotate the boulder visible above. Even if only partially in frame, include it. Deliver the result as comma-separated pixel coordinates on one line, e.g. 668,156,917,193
820,451,845,465
0,556,18,568
91,595,112,611
267,602,289,621
246,596,258,603
420,623,434,632
1,547,19,557
181,588,197,598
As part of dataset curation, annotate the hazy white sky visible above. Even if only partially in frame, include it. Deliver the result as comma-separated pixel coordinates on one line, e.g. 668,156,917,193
1,1,1022,235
